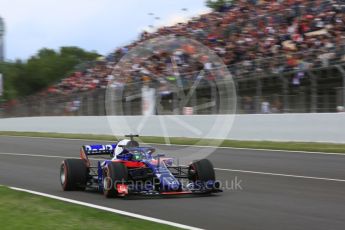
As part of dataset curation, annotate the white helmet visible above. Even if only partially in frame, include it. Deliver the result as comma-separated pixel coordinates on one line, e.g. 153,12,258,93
113,139,130,158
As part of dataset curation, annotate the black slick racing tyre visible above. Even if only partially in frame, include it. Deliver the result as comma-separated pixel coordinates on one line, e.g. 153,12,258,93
103,162,128,198
188,159,215,182
60,159,87,191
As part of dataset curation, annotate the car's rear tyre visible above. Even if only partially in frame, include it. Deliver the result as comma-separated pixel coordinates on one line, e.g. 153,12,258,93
103,162,128,198
60,159,87,191
188,159,215,182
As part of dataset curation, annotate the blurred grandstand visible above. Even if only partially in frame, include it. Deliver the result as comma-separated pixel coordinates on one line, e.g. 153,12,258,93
3,0,345,117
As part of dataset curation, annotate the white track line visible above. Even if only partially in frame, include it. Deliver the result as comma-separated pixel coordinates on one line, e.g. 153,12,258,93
1,152,344,183
1,134,345,156
0,152,78,159
215,168,345,183
9,186,202,230
0,152,103,161
0,152,74,159
149,143,345,157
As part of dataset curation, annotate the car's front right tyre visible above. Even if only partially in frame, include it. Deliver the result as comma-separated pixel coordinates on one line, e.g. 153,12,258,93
103,162,128,198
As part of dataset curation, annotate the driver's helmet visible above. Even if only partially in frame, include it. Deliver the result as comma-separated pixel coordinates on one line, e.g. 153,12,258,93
113,139,130,158
114,139,139,157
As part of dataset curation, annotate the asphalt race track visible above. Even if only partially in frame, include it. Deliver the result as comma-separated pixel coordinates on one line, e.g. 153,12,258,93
1,136,345,230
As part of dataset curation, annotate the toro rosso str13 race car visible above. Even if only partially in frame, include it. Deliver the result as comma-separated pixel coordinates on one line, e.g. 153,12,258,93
60,135,221,197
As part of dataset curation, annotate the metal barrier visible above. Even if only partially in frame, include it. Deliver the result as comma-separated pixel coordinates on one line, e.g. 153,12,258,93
2,63,345,117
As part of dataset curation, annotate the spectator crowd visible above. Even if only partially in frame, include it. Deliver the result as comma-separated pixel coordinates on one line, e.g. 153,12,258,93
20,0,345,99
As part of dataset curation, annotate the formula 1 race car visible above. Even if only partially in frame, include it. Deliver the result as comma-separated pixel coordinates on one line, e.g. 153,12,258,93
60,135,221,197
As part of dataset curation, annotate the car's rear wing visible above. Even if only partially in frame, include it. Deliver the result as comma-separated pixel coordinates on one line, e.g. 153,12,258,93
81,144,117,156
80,144,117,167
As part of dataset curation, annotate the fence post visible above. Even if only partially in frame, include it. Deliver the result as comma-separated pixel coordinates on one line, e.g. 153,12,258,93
298,88,306,113
82,94,87,115
125,85,135,115
280,75,289,113
255,77,262,113
87,92,93,116
172,85,180,115
98,90,106,116
308,71,318,113
110,86,125,115
336,65,345,108
40,98,46,116
323,93,329,112
209,80,217,114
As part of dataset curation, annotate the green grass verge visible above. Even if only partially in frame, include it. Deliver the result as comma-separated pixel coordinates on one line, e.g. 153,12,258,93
0,186,178,230
0,131,345,154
